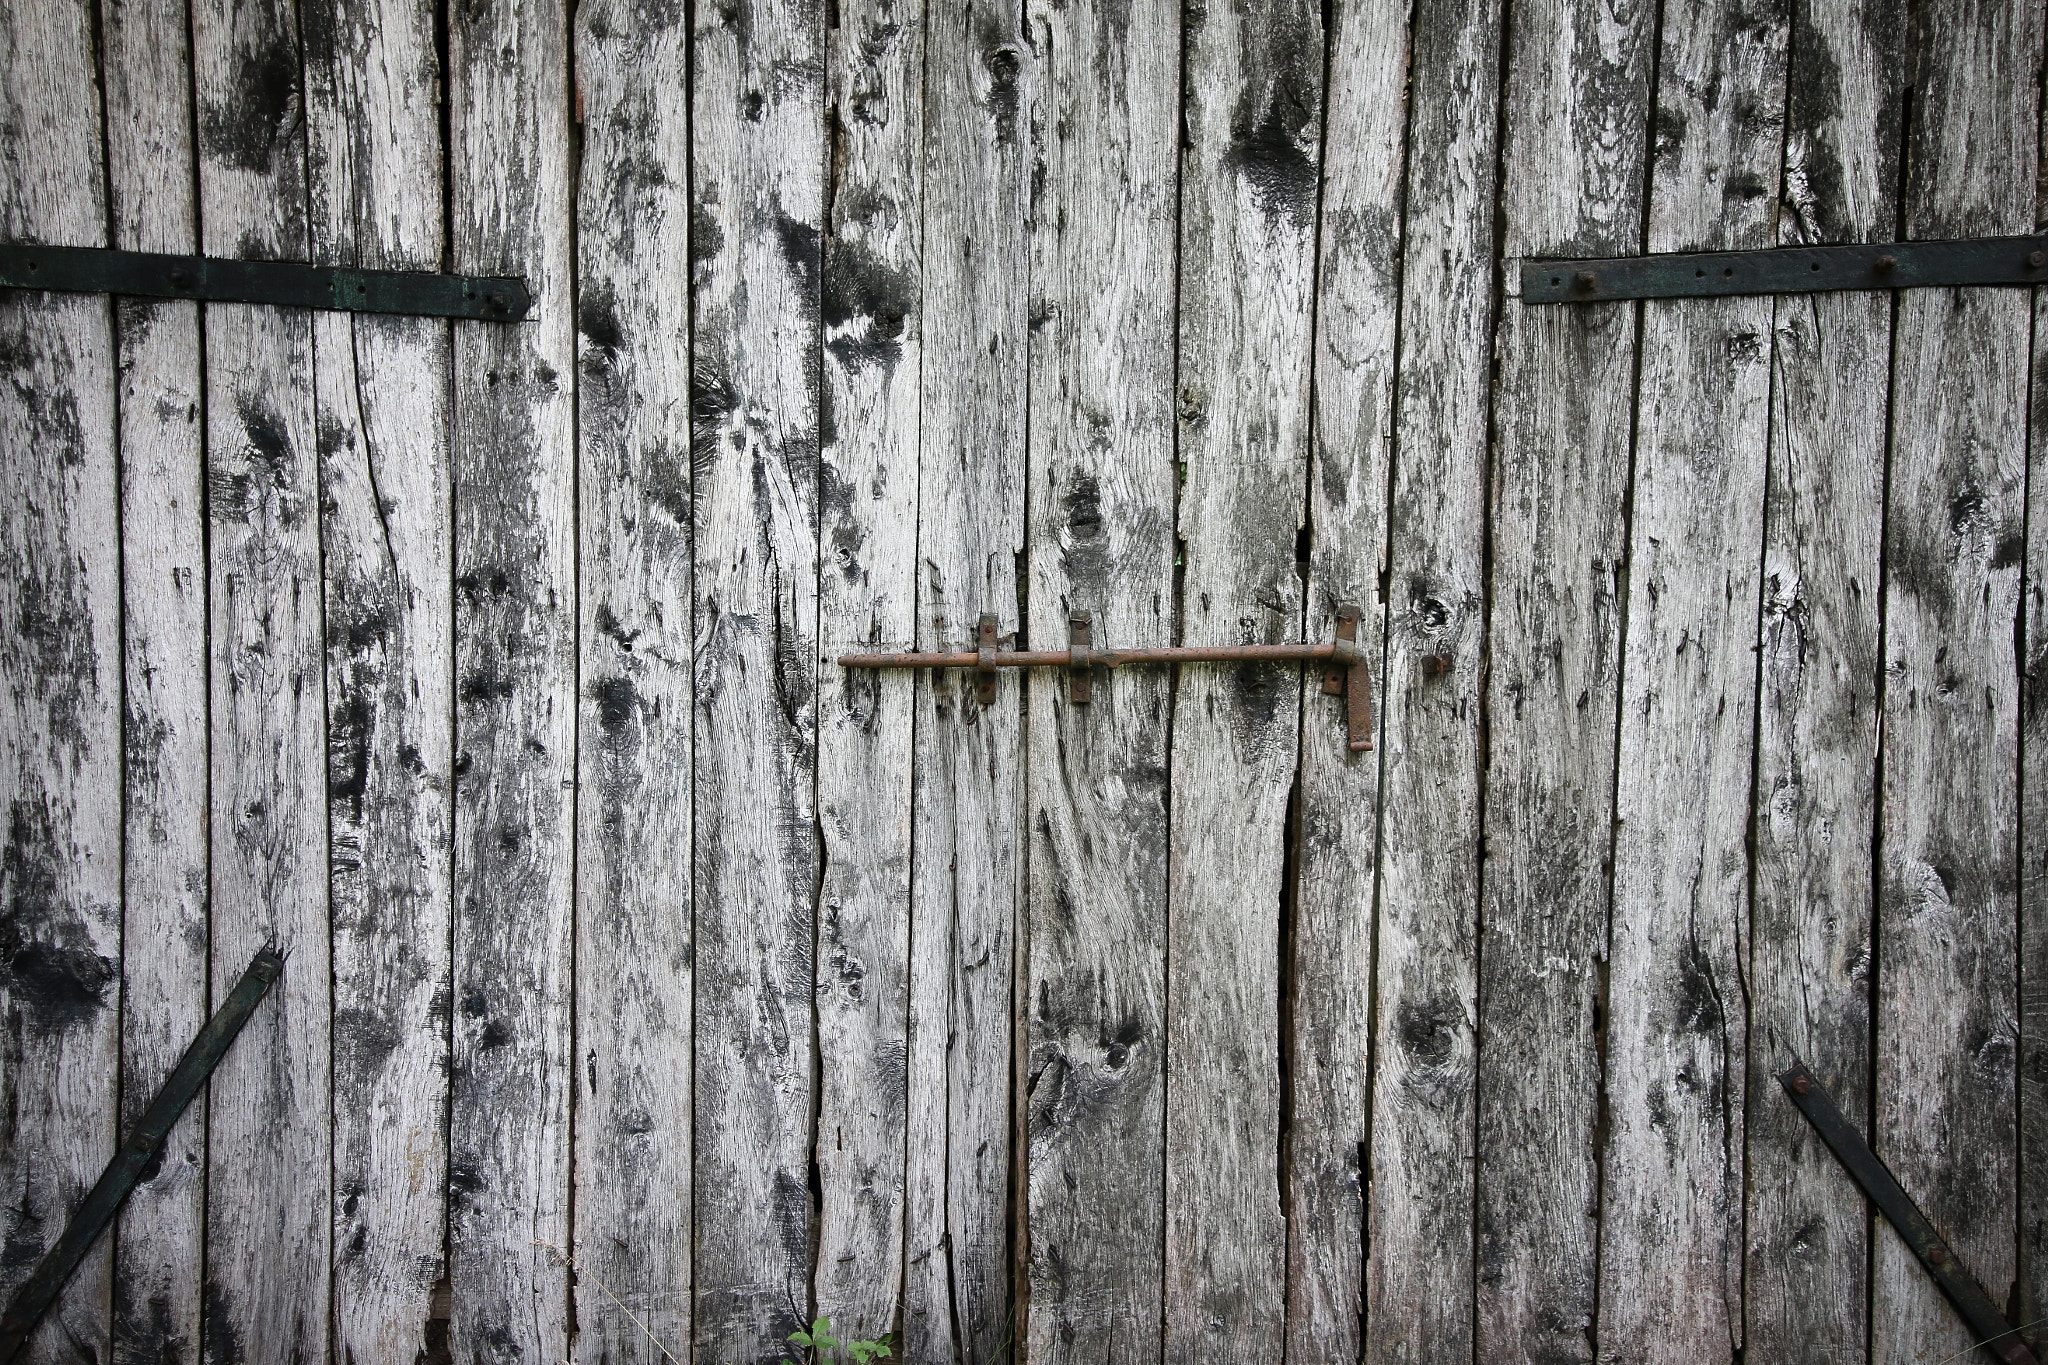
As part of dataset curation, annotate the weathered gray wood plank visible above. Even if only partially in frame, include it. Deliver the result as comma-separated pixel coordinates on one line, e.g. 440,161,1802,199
189,0,334,1353
0,2,121,1360
446,0,578,1352
302,0,453,1356
1020,0,1178,1356
1875,3,2041,1359
1287,0,1406,1352
1163,0,1319,1355
571,0,695,1358
2025,281,2048,1364
1475,0,1652,1353
1597,0,1786,1357
905,4,1029,1360
1358,0,1501,1354
813,0,921,1345
1744,0,1901,1354
690,0,826,1348
100,0,209,1356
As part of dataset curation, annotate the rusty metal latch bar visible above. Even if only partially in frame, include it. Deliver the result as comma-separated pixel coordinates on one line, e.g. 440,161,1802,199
0,243,531,321
1777,1061,2040,1365
1522,235,2048,304
0,947,285,1365
840,605,1376,753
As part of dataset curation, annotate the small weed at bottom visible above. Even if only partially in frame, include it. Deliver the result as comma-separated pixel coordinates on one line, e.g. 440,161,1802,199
788,1317,892,1365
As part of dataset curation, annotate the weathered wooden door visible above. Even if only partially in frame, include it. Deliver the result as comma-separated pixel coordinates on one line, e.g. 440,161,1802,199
3,0,2047,1361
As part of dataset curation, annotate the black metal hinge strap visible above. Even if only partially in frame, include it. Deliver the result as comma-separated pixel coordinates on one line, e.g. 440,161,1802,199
0,244,531,321
1777,1061,2040,1365
1522,235,2048,304
0,947,286,1365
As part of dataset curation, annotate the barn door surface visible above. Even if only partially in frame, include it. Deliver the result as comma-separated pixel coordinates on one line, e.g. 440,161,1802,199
3,0,2047,1361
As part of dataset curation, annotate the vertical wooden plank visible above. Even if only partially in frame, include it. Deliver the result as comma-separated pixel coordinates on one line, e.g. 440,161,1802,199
1875,3,2042,1361
1020,0,1177,1356
572,0,694,1358
1287,0,1405,1353
100,0,208,1357
2017,5,2048,1349
446,0,577,1352
1744,0,1902,1355
301,0,453,1358
0,1,121,1361
1598,1,1787,1359
813,0,921,1345
1357,0,1502,1355
1163,0,1319,1356
2028,275,2048,1365
188,0,333,1352
690,0,825,1346
906,2,1028,1360
1474,0,1651,1354
2029,176,2048,1365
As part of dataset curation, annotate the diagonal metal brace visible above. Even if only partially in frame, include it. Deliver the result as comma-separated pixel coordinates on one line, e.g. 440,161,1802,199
0,947,286,1365
1777,1061,2040,1365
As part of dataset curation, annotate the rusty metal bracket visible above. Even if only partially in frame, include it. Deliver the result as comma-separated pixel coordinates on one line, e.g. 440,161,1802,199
841,605,1376,752
976,615,999,705
1777,1061,2040,1365
1068,611,1093,704
0,947,285,1365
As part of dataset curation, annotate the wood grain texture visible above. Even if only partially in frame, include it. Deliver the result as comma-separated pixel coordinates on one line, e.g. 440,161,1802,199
905,2,1029,1359
0,2,121,1360
302,0,453,1357
571,0,695,1358
1597,0,1786,1358
189,0,335,1354
1286,0,1406,1353
1020,0,1177,1356
1358,0,1501,1356
1744,0,1901,1355
1474,0,1652,1354
689,0,826,1348
814,0,920,1344
98,0,209,1357
446,0,578,1353
1162,0,1319,1356
1875,4,2042,1360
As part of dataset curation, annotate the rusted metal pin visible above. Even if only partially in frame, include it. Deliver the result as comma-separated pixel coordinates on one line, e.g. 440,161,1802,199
837,641,1345,670
839,604,1377,753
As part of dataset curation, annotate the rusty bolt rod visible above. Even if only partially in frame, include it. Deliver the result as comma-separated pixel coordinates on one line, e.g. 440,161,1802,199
838,641,1345,670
